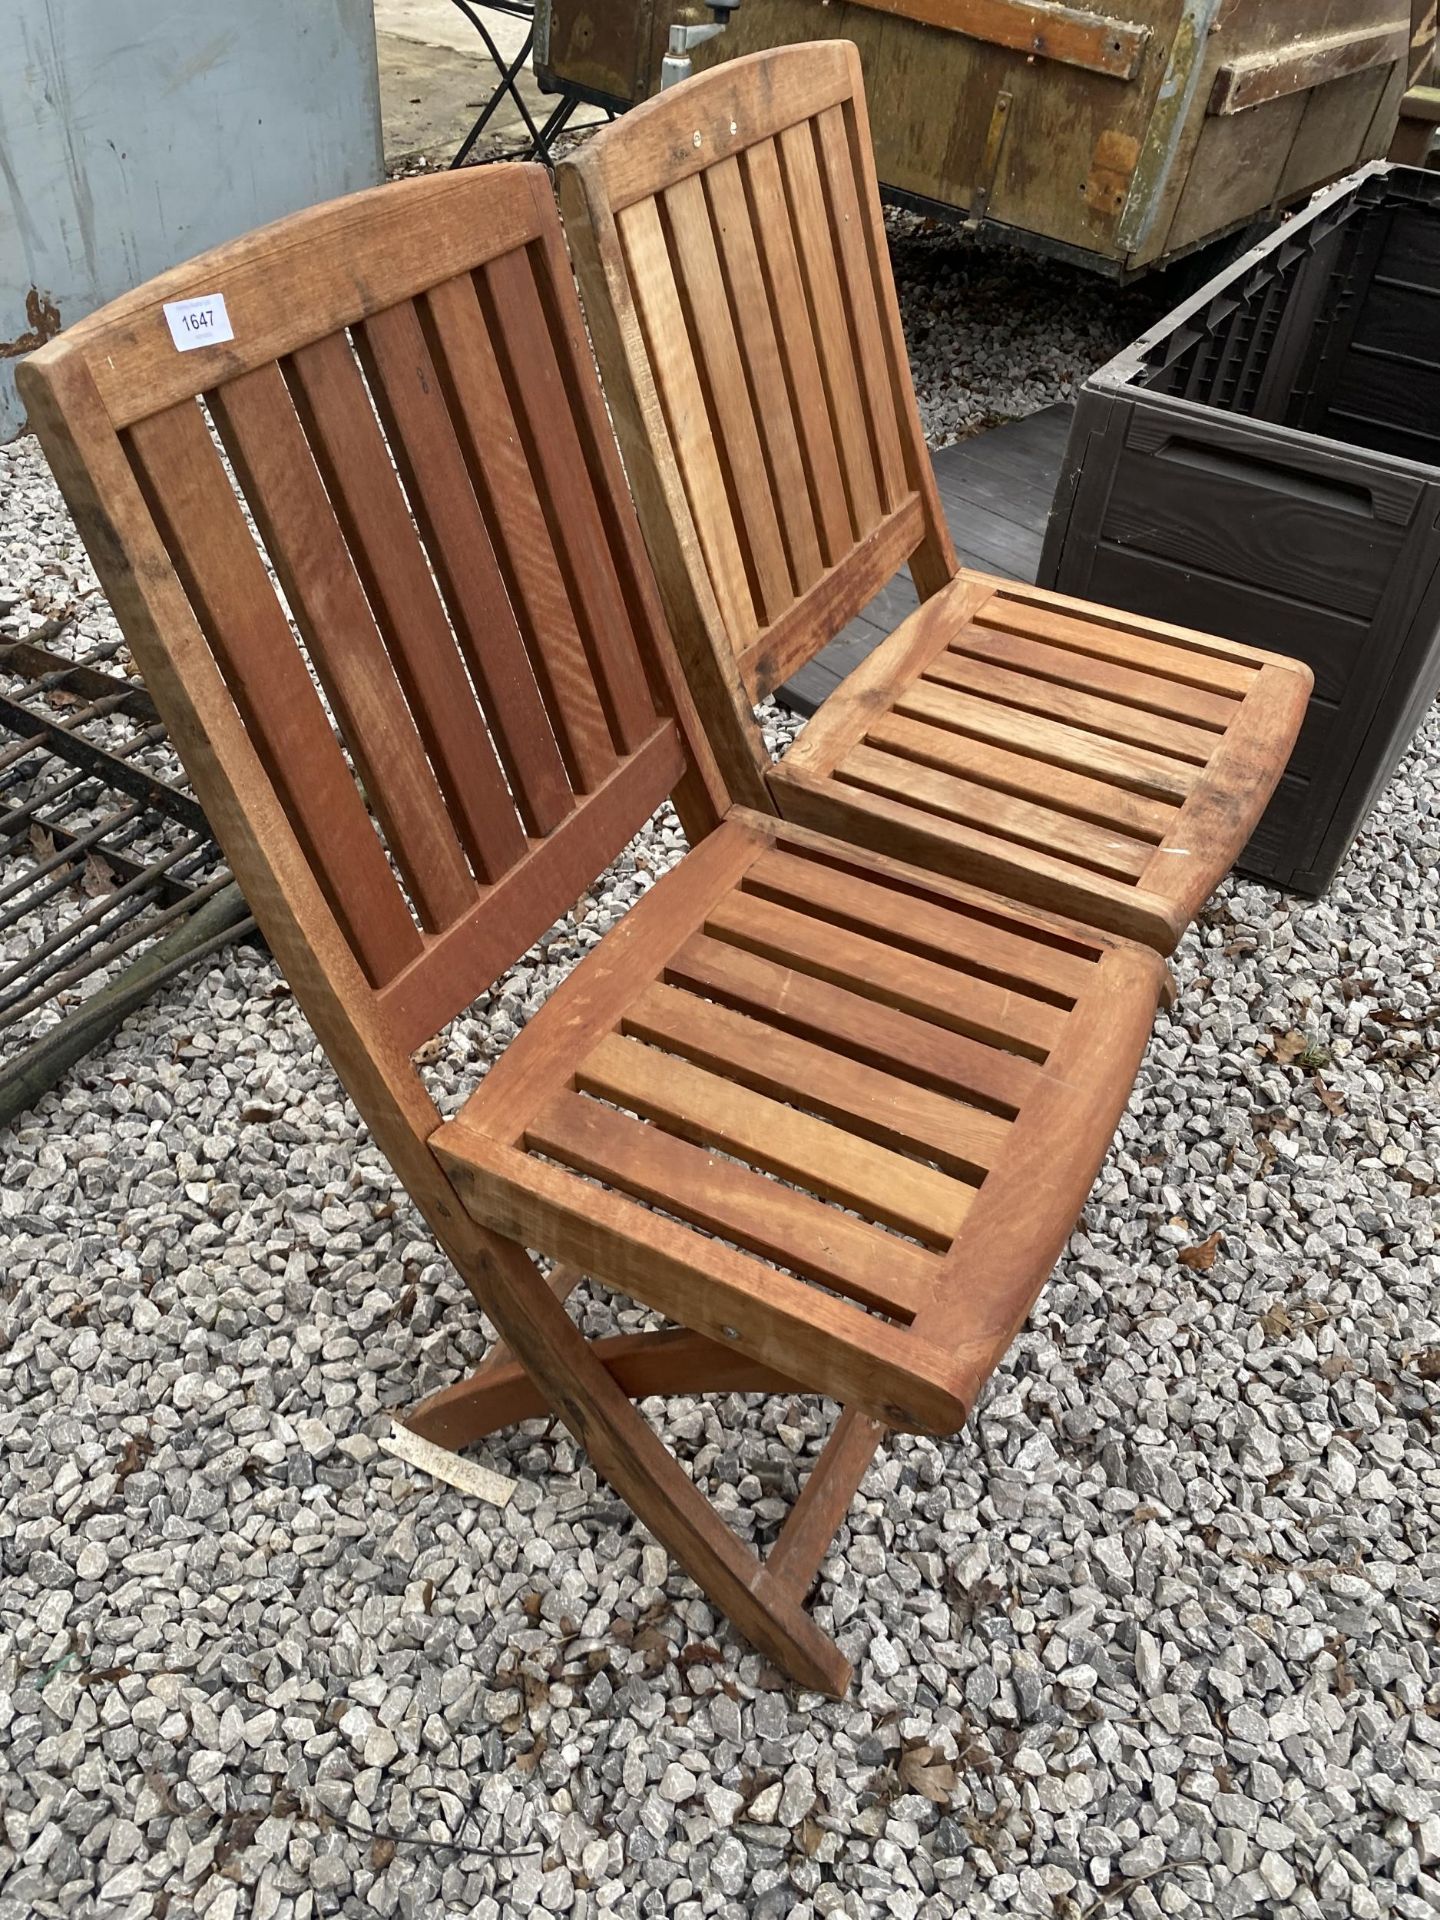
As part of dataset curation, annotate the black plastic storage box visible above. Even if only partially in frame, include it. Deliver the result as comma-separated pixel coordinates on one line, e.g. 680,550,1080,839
1040,162,1440,896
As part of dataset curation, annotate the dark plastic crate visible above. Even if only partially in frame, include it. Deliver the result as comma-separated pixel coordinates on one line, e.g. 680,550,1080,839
1040,162,1440,896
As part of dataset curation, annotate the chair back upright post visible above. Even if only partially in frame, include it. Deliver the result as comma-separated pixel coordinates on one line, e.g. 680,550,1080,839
16,165,728,1205
557,41,957,810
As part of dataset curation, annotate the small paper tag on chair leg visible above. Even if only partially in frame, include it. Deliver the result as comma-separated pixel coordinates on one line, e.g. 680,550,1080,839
380,1422,517,1509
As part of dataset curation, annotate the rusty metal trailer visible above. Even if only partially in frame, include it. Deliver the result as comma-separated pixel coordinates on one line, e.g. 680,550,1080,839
536,2,1427,274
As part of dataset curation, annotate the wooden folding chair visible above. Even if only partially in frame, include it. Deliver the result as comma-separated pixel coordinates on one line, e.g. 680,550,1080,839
20,164,1168,1693
556,42,1315,957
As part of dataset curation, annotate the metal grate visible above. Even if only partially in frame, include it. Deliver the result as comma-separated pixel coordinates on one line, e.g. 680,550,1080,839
0,610,257,1125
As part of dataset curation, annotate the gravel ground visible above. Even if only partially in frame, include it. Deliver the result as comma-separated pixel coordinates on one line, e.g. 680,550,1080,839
2,241,1440,1920
886,217,1163,445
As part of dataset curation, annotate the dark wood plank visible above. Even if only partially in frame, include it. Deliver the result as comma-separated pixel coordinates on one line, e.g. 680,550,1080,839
356,299,575,839
284,331,527,884
480,245,662,758
210,364,478,933
423,270,620,791
125,401,422,986
664,931,1044,1117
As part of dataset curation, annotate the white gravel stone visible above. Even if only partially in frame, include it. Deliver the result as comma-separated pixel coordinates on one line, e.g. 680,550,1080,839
4,163,1439,1920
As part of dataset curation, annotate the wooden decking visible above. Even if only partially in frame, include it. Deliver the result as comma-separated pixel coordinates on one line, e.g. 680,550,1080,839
779,403,1073,716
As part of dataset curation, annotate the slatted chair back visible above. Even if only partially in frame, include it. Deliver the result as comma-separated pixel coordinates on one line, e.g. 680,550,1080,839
557,40,958,808
18,167,725,1120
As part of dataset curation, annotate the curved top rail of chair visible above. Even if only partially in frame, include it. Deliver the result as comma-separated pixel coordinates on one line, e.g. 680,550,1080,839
23,167,554,431
564,40,861,213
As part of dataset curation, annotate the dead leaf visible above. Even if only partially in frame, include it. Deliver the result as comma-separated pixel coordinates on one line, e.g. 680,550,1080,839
370,1836,396,1870
115,1432,155,1483
81,854,116,897
143,1770,186,1817
1178,1231,1223,1273
514,1735,547,1775
1409,1349,1440,1381
1270,1030,1308,1065
29,824,56,861
411,1034,445,1065
1313,1074,1346,1117
1260,1304,1293,1339
898,1742,958,1807
797,1815,826,1857
678,1642,724,1669
46,687,83,709
213,1809,263,1872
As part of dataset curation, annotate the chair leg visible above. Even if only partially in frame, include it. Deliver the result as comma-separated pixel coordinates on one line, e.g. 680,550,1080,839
765,1408,887,1600
444,1229,859,1694
405,1324,801,1449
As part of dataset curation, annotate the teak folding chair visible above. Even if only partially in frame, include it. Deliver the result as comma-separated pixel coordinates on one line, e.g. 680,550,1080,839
20,164,1168,1694
556,42,1314,957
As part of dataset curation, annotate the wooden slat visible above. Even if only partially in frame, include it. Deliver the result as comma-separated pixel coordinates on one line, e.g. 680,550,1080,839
980,581,1265,687
527,1091,940,1316
623,980,1011,1177
1142,660,1313,933
1211,25,1409,116
573,1031,973,1248
124,402,421,986
837,61,958,600
740,803,1113,959
619,198,759,649
924,651,1220,766
868,709,1178,843
574,40,856,212
662,172,795,625
704,154,825,596
813,104,907,513
284,333,527,883
766,1409,887,1600
422,271,618,792
846,0,1150,81
356,299,574,839
743,138,854,568
524,191,735,847
953,621,1239,730
435,1123,970,1433
461,816,764,1138
928,945,1165,1376
479,246,658,757
739,497,924,701
741,845,1099,1001
778,573,991,779
835,743,1157,883
209,363,476,932
406,1326,802,1448
704,890,1067,1061
665,931,1044,1117
378,726,686,1050
778,120,883,539
771,763,1181,954
975,594,1259,698
888,676,1201,801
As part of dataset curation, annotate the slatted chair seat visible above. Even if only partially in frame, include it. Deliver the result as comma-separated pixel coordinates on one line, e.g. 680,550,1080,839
428,808,1164,1439
556,41,1313,956
20,160,1164,1694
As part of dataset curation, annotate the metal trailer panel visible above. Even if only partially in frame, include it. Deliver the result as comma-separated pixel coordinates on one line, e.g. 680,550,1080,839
536,1,1418,274
0,0,383,440
1040,162,1440,894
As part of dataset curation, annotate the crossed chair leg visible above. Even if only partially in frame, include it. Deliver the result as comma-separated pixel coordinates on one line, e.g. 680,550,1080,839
404,1253,889,1695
